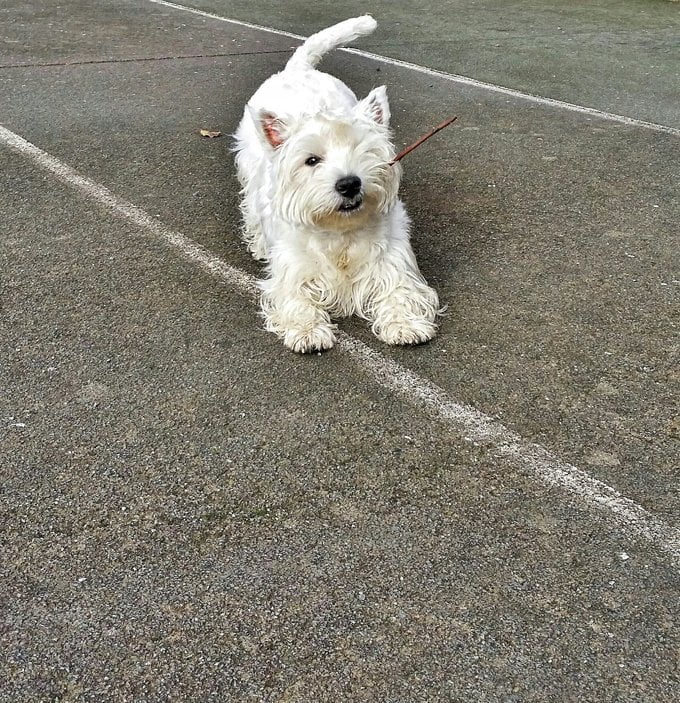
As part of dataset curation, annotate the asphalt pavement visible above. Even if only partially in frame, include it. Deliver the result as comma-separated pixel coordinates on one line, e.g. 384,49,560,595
1,1,679,701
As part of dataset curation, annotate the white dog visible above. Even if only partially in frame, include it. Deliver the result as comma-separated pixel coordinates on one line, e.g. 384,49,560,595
234,16,440,353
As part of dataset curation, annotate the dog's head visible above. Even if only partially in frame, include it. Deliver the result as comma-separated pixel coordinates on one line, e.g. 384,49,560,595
250,86,401,231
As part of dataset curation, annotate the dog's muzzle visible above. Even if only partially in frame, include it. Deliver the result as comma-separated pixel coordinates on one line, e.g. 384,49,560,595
338,196,363,213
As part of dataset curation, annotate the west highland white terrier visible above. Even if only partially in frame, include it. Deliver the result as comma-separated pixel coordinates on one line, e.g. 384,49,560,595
234,15,440,353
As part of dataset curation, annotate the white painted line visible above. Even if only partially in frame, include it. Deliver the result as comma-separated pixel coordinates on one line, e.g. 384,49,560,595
344,335,680,561
149,0,304,40
146,0,680,137
2,123,679,567
0,126,258,297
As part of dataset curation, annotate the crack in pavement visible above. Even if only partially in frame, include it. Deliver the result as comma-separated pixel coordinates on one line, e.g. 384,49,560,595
0,49,293,71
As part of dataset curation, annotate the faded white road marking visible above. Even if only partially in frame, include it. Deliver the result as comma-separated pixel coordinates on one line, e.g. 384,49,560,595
0,126,257,296
2,123,679,567
146,0,680,138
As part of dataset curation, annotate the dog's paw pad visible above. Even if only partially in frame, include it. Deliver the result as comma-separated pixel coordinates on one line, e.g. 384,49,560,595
376,319,436,346
284,326,336,354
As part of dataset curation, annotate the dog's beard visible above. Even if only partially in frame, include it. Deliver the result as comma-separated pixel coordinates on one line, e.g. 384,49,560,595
312,191,379,230
277,188,384,231
275,165,400,232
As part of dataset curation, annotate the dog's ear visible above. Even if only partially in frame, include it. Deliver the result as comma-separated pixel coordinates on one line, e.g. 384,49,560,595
249,107,288,148
355,86,390,127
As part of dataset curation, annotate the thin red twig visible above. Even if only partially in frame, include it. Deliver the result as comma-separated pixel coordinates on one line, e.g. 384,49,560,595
390,115,458,165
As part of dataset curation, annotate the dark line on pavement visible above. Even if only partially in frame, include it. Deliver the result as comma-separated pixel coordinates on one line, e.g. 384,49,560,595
0,49,293,71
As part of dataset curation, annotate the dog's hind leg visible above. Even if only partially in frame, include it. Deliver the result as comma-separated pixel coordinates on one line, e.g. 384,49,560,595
234,129,269,261
238,190,268,261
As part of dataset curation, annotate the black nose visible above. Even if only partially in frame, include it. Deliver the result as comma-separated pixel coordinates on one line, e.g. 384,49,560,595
335,176,362,198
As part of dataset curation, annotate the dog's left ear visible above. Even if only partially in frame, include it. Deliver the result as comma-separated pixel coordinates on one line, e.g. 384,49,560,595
355,86,391,127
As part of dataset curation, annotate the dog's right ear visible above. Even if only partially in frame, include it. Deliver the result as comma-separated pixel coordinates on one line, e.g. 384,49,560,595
249,107,288,149
354,86,391,127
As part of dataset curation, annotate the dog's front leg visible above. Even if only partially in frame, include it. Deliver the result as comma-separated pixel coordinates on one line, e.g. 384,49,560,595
260,268,337,353
367,244,440,346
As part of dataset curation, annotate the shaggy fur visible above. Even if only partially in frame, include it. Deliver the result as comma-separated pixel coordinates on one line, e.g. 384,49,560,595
234,15,440,353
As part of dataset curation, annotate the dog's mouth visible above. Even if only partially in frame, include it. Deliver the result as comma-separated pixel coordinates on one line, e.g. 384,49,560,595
337,196,363,213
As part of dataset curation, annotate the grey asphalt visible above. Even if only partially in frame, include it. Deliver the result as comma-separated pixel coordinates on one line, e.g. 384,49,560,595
1,1,678,701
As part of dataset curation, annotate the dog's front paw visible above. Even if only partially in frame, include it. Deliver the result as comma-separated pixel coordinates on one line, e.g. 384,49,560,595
375,317,437,346
283,324,336,354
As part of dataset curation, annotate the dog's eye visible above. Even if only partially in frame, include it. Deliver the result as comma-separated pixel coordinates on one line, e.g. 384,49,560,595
305,155,321,166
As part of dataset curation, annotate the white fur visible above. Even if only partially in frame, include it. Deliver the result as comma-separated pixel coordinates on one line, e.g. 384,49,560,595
233,15,440,353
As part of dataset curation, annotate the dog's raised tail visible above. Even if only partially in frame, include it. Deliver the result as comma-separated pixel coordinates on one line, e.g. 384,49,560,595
286,15,377,70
